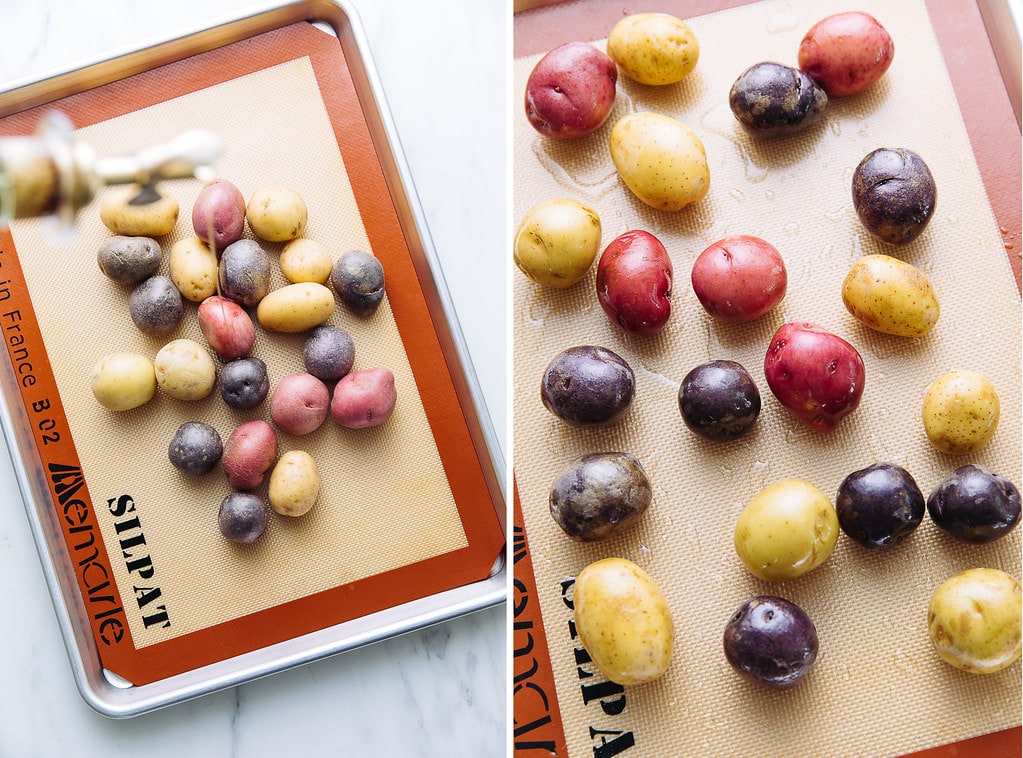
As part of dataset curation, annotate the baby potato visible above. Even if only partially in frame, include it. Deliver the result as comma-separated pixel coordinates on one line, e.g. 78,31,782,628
549,452,651,542
91,352,157,411
728,62,828,139
331,367,397,428
270,373,330,435
734,479,839,582
573,557,674,686
100,185,179,237
257,282,335,333
842,254,940,337
798,11,894,97
129,275,184,336
197,295,255,359
154,338,217,401
219,239,271,307
280,238,333,284
609,112,709,212
853,148,936,246
268,450,320,517
928,568,1021,674
222,419,278,490
168,236,219,302
246,186,307,242
691,235,787,323
524,41,618,139
97,236,162,285
606,12,699,86
922,370,1000,455
192,178,246,249
596,230,673,335
514,198,602,289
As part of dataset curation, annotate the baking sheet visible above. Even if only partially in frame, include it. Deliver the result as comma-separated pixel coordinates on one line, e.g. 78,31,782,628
512,1,1022,756
0,8,504,710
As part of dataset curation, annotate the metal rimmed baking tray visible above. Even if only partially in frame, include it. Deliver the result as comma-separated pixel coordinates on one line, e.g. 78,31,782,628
0,0,505,718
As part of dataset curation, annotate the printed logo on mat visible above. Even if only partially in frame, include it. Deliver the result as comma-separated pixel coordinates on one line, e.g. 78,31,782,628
50,462,171,645
560,577,637,757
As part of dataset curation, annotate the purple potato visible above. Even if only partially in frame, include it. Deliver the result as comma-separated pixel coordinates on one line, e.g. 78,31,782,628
129,275,183,336
218,492,268,544
168,421,223,475
723,596,819,690
728,62,828,138
540,345,635,427
219,357,270,410
303,325,356,381
678,360,760,442
549,452,651,541
836,462,925,549
852,148,936,246
219,239,270,307
331,250,385,315
927,465,1021,544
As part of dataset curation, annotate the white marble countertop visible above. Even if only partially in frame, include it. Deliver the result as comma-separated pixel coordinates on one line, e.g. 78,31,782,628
0,0,507,755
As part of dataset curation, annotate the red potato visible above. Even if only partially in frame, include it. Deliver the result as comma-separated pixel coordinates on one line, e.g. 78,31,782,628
331,368,397,429
525,42,618,139
691,235,787,323
270,373,330,436
222,419,278,490
764,322,865,432
192,179,246,249
798,12,894,97
595,230,673,335
197,296,255,359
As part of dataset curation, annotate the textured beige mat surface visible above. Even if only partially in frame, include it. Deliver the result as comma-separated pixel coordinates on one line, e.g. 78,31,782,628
513,1,1022,755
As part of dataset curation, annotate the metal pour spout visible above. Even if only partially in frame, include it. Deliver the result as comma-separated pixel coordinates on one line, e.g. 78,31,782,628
0,110,222,230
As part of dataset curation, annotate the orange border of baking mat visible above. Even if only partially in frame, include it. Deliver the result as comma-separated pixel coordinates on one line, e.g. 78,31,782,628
512,1,1021,756
0,21,504,685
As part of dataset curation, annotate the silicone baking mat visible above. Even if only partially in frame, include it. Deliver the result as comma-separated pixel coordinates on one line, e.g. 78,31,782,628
0,21,503,685
512,1,1021,756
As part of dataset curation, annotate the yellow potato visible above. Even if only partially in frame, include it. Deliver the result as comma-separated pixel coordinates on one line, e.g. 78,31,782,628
928,568,1021,674
280,238,333,284
842,254,940,337
609,112,709,211
573,557,674,686
247,186,308,242
268,450,320,517
734,479,839,582
513,198,601,288
91,352,156,411
256,282,335,333
168,237,219,302
922,370,1000,455
100,185,179,237
154,339,216,401
607,13,699,86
